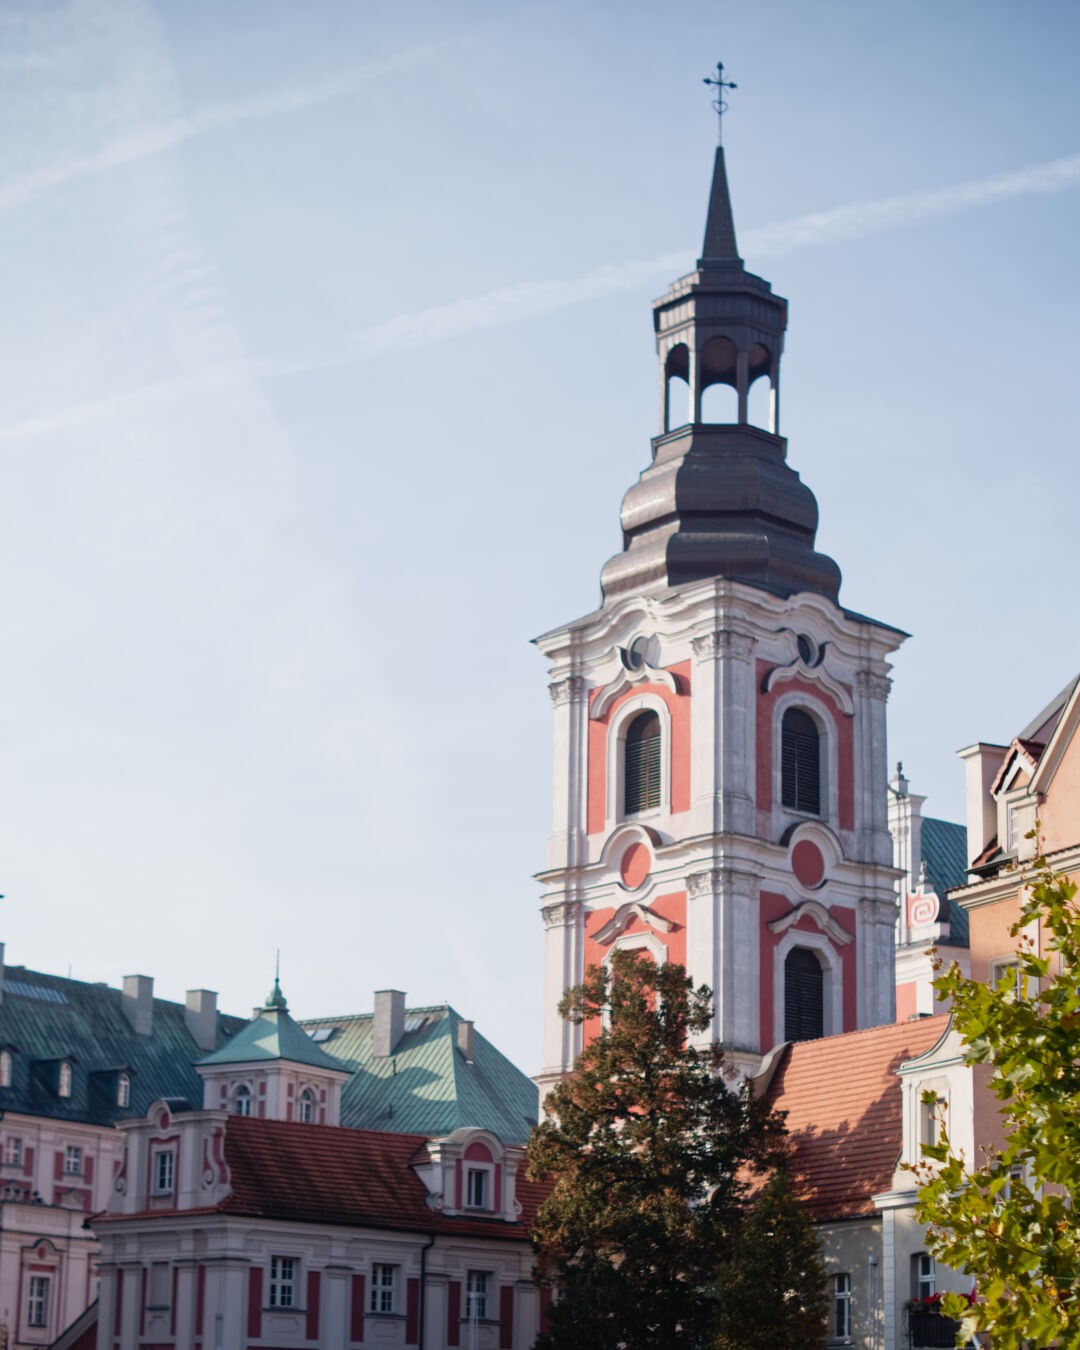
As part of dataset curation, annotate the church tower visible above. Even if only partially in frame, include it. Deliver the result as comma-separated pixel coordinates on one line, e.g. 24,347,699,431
536,119,904,1092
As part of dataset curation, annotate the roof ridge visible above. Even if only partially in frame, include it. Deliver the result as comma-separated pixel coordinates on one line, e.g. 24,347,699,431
297,1004,451,1026
787,1015,949,1051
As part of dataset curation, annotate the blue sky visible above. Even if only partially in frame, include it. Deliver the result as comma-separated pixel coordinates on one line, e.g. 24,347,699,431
1,0,1078,1075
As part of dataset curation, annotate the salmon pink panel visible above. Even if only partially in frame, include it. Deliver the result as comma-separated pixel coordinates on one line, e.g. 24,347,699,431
587,662,692,835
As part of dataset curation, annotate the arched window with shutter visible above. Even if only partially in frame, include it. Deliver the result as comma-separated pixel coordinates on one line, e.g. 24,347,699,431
624,711,662,815
784,947,824,1042
781,708,821,815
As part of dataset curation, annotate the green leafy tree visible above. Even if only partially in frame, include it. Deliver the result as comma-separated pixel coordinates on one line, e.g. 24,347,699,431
713,1166,829,1350
527,950,800,1349
914,853,1080,1347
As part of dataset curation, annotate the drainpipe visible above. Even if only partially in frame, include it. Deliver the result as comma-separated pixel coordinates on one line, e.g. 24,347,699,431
418,1233,436,1350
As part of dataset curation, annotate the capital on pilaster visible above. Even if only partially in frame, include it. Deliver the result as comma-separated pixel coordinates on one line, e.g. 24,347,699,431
548,676,585,706
541,900,581,929
691,629,755,662
687,868,759,899
856,670,892,702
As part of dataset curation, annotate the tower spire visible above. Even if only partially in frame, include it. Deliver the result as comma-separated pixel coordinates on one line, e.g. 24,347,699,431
700,63,741,265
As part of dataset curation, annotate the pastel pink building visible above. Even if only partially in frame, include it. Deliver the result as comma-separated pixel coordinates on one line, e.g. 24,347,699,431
537,143,904,1091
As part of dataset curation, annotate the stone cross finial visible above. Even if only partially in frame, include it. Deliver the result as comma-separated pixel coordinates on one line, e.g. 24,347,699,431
703,61,737,142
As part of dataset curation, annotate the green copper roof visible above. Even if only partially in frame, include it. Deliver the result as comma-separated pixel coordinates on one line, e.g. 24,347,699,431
923,815,970,947
199,997,344,1072
0,965,247,1126
299,1005,539,1145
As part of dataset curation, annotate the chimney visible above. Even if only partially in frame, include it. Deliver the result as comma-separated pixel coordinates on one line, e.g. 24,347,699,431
185,989,218,1052
372,989,405,1058
456,1019,475,1063
121,975,154,1036
958,742,1008,866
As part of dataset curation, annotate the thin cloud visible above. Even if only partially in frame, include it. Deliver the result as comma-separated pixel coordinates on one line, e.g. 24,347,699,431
0,47,433,214
3,150,1078,442
745,150,1080,255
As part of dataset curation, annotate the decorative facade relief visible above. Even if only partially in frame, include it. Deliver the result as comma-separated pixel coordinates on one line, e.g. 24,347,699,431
691,629,754,661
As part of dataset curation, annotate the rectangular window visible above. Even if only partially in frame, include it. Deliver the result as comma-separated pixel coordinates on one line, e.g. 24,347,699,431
153,1149,175,1195
466,1167,488,1208
4,1137,21,1166
991,959,1023,1001
27,1275,49,1328
466,1270,489,1322
1003,1162,1025,1203
369,1264,397,1315
64,1145,82,1175
833,1272,851,1339
914,1252,935,1301
269,1256,296,1309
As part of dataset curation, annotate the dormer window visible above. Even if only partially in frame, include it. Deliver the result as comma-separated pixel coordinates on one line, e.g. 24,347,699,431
466,1167,488,1209
234,1084,252,1117
58,1062,72,1099
117,1073,131,1108
0,1051,11,1088
298,1088,315,1124
152,1148,175,1195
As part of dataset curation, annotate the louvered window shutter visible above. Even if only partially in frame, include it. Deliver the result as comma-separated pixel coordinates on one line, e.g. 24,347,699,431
781,709,821,815
784,948,824,1042
624,713,662,814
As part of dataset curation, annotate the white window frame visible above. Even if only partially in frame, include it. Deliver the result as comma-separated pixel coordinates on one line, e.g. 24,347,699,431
773,929,842,1044
466,1165,491,1209
58,1061,72,1098
914,1252,935,1300
771,691,837,826
152,1148,175,1195
833,1271,851,1339
465,1270,489,1322
26,1274,49,1329
297,1087,316,1124
64,1145,82,1176
0,1050,12,1088
269,1255,297,1310
605,694,673,825
233,1083,253,1117
990,957,1024,1002
369,1263,397,1315
4,1137,21,1167
117,1072,131,1108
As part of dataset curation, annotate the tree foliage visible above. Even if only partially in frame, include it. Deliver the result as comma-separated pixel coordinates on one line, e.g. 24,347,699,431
914,854,1080,1347
527,951,821,1349
713,1166,829,1350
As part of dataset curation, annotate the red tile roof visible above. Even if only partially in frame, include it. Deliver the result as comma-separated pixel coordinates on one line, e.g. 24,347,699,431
217,1115,548,1240
764,1016,949,1221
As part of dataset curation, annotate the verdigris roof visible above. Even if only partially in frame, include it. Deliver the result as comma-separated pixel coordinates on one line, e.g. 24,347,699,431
199,980,344,1072
299,1005,539,1145
0,965,246,1126
923,815,970,946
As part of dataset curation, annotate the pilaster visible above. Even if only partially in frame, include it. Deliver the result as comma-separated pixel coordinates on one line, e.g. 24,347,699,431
547,675,587,871
173,1260,198,1350
686,865,760,1055
690,627,755,837
118,1261,141,1350
539,899,583,1085
856,669,895,866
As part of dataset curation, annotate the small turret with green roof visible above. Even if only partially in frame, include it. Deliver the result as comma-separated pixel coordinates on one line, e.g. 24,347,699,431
197,974,349,1125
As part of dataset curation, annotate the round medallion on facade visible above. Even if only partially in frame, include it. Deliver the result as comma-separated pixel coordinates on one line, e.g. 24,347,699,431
791,839,826,889
619,841,651,890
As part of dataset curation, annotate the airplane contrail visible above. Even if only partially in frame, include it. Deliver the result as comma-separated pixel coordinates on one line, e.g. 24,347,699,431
2,149,1077,442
